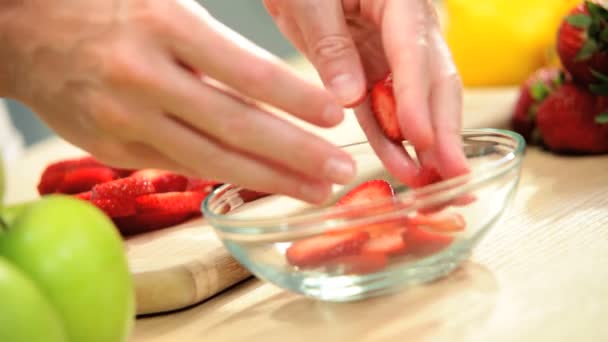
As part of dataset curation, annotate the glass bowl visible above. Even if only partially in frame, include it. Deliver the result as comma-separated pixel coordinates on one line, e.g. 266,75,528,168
202,128,525,301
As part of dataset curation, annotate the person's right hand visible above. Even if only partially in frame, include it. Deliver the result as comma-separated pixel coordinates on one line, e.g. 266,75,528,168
0,0,357,204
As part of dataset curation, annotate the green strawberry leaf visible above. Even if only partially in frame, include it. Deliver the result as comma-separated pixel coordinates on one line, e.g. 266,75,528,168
595,111,608,124
591,69,608,82
530,82,550,101
575,38,599,61
566,13,592,28
602,27,608,43
589,82,608,95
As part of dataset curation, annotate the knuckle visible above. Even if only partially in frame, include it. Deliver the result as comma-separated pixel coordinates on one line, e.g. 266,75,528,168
101,44,151,87
133,2,177,36
311,34,355,61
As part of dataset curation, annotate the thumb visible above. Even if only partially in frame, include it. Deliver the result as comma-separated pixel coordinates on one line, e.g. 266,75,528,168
288,0,366,107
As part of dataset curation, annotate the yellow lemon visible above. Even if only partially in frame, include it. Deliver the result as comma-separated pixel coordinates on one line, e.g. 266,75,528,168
444,0,580,87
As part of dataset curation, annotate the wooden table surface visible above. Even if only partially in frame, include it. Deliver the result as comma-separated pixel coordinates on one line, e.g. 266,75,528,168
6,57,608,342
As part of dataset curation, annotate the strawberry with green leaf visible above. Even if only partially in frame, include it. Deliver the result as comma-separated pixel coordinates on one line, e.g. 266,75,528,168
557,0,608,85
511,67,565,143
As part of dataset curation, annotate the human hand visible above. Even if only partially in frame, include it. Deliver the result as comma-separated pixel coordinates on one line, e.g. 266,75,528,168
0,0,358,204
264,0,470,186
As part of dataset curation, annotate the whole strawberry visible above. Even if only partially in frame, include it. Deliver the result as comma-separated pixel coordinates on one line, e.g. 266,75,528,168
511,67,565,142
557,0,608,85
536,82,608,154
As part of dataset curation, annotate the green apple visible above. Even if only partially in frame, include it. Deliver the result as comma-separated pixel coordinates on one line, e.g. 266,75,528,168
0,195,135,342
0,153,5,205
0,257,67,342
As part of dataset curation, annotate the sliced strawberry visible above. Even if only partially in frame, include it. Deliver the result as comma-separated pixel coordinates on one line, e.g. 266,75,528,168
336,179,394,206
327,253,388,275
134,191,207,215
91,176,155,200
57,166,117,194
186,178,222,193
37,169,66,195
113,212,194,236
325,216,408,238
131,169,188,193
286,231,370,268
91,197,136,218
74,191,92,200
402,226,454,257
409,211,466,233
370,73,402,142
360,227,408,256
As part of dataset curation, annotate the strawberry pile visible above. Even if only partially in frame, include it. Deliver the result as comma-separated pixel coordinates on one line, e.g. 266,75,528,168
511,0,608,154
37,156,222,236
285,179,465,275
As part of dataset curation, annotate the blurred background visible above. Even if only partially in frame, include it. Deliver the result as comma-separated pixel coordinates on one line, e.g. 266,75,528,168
1,0,579,148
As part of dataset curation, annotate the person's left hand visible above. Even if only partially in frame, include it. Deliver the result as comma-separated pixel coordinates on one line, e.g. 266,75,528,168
263,0,470,186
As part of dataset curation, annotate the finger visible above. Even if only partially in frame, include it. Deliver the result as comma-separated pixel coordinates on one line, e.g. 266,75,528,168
170,4,344,127
287,0,366,107
98,140,198,177
353,100,420,185
150,62,356,186
381,0,434,151
141,114,333,204
428,27,470,179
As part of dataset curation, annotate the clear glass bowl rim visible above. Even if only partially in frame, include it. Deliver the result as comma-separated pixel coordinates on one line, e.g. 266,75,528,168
201,128,525,236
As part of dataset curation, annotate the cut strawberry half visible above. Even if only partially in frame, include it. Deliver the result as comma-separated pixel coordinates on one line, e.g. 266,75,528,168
91,197,136,218
409,211,466,233
402,225,454,257
360,227,408,256
134,191,207,215
113,212,194,236
336,179,395,207
57,166,117,194
131,169,189,193
91,176,156,200
370,73,403,142
285,231,370,268
326,253,388,275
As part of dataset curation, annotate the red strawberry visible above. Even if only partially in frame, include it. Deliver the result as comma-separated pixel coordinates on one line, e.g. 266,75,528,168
285,231,370,268
336,179,394,206
557,1,608,85
360,227,408,256
91,177,155,200
326,253,388,274
57,166,117,194
402,226,454,257
74,191,92,200
134,191,207,215
131,169,188,193
536,81,608,154
370,73,402,142
511,67,565,142
408,211,466,233
91,197,136,218
37,156,105,195
113,212,194,236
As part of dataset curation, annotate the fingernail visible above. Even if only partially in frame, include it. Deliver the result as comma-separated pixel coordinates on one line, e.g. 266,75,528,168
324,156,356,184
299,182,330,204
329,74,361,105
323,102,344,125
